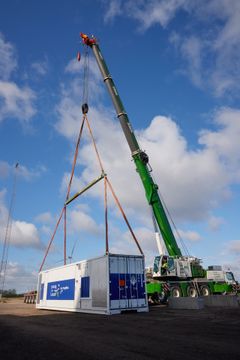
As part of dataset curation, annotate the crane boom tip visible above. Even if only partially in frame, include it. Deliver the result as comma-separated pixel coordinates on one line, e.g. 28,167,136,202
80,32,97,46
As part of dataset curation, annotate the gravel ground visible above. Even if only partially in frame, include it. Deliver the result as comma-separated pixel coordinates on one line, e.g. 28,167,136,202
0,298,239,360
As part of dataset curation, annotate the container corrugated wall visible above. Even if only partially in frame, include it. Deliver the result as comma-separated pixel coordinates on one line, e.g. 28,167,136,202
36,254,148,315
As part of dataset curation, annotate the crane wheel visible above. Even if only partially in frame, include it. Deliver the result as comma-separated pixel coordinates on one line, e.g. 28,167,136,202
171,286,182,298
187,286,198,297
200,285,210,296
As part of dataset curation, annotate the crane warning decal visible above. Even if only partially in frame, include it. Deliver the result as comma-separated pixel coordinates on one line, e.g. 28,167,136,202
46,279,75,300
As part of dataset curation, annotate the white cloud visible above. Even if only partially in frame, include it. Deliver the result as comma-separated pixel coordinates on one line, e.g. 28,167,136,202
103,0,240,97
104,0,124,23
176,35,203,87
40,225,52,236
228,240,240,255
10,221,42,248
55,75,104,140
56,88,240,227
108,225,160,267
67,205,104,236
0,161,46,181
0,161,11,178
208,216,225,231
177,229,201,242
35,211,53,224
104,0,188,29
65,56,101,81
0,33,37,123
0,80,36,123
55,54,240,261
31,58,48,76
18,164,47,181
200,108,240,155
0,33,17,80
3,262,38,293
0,192,43,249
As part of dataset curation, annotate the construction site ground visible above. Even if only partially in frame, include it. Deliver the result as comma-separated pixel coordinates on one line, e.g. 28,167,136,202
0,298,239,360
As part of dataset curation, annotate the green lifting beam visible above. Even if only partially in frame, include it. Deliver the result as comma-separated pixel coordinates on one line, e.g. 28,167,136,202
80,33,182,257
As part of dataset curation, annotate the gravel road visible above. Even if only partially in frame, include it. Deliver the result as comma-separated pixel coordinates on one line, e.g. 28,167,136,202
0,298,239,360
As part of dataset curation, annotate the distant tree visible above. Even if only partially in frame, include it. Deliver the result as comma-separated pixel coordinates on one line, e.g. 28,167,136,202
2,289,17,297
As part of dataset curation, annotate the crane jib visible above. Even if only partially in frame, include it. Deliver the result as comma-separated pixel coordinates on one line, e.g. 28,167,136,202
80,33,182,257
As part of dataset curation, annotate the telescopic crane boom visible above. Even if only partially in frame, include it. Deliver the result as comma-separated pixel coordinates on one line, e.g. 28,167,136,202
80,33,181,257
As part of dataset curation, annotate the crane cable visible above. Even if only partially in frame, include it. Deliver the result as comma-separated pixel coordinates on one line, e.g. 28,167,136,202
150,170,190,256
82,45,89,108
158,187,190,256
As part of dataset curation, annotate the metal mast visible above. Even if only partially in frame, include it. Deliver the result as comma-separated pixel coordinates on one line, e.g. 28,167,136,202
0,163,19,297
80,33,181,257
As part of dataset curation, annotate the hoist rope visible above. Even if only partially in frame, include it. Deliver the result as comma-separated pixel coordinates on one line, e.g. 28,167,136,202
82,46,89,105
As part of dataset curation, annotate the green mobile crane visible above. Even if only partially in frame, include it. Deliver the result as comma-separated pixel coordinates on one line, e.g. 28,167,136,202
80,33,239,300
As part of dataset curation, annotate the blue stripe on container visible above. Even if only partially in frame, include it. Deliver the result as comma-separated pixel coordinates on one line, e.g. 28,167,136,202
81,276,90,298
47,278,75,300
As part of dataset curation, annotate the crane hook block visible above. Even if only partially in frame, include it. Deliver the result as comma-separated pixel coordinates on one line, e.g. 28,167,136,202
82,103,89,114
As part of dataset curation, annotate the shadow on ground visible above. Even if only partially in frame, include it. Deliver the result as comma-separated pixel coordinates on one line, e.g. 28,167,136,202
0,301,240,360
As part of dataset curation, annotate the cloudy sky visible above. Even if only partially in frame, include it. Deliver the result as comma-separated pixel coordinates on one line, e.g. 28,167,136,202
1,0,240,292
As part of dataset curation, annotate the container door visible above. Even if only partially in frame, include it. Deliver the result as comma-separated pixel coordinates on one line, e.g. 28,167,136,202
109,256,128,309
127,257,146,308
109,255,147,310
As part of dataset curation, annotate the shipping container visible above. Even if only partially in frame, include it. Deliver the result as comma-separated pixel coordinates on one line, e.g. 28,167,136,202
36,253,148,315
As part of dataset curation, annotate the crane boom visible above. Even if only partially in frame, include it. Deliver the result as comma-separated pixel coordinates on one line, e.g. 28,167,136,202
80,33,182,257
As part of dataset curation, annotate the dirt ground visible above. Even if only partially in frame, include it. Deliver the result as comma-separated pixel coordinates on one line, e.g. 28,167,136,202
0,298,239,360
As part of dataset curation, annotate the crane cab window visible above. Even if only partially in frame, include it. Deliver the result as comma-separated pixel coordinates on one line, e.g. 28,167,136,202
153,256,161,273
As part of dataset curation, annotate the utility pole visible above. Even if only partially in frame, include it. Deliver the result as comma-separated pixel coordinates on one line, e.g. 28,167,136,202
0,163,19,299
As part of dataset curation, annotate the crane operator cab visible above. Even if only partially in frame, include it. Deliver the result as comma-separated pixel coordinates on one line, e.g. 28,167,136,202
153,255,176,278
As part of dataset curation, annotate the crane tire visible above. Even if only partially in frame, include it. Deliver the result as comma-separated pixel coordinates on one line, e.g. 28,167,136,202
171,286,182,298
200,285,210,296
187,286,198,297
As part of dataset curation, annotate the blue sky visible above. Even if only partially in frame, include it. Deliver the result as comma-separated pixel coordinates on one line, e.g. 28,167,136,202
1,0,240,292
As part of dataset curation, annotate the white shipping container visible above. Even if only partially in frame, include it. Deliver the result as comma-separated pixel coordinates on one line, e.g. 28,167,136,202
36,253,148,315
